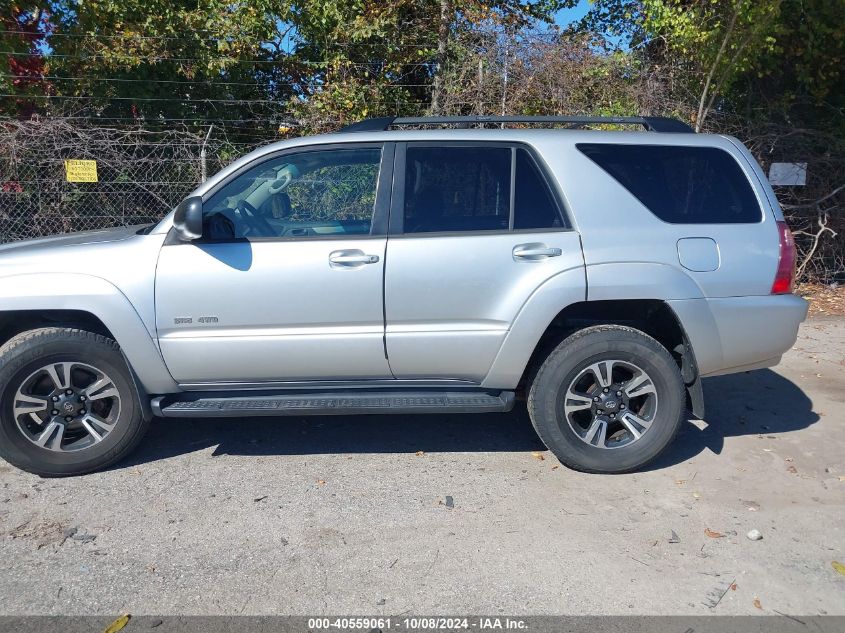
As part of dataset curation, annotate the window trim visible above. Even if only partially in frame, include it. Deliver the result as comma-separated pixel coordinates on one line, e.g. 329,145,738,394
575,142,764,225
389,141,570,237
167,141,394,245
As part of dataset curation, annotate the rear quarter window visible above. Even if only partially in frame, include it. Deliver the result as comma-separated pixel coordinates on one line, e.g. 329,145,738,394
576,143,762,224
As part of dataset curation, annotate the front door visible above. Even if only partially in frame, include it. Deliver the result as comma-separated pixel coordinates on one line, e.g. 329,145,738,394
155,143,393,385
384,142,586,383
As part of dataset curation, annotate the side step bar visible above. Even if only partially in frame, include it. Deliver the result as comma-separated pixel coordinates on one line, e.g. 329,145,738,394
151,390,516,418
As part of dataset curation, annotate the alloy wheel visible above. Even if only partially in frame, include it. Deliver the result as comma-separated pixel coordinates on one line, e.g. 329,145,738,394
12,361,121,452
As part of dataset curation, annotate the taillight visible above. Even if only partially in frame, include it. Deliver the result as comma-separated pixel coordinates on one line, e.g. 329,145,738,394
771,220,796,294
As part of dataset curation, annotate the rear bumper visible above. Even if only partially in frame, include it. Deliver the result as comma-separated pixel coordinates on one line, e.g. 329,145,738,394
668,294,809,377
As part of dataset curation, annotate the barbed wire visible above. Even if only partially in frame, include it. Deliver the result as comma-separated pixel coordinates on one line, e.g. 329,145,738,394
0,50,440,66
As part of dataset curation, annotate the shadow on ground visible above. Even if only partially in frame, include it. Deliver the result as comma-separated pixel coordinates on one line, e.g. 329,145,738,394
645,367,819,471
116,368,818,472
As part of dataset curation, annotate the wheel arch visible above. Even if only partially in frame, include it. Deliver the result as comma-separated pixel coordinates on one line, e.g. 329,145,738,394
0,273,178,394
484,297,704,417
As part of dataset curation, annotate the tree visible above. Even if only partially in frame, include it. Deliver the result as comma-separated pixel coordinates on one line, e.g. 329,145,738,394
641,0,782,131
1,3,51,117
576,0,782,130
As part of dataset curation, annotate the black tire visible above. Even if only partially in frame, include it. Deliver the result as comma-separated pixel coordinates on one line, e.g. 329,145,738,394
527,325,684,473
0,328,150,477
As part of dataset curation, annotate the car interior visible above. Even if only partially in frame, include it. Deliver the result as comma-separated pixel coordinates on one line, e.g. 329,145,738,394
202,149,379,240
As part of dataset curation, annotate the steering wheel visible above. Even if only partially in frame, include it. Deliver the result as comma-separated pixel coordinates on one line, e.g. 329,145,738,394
235,199,275,237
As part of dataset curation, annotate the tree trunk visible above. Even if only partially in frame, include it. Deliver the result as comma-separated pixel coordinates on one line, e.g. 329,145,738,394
696,2,740,132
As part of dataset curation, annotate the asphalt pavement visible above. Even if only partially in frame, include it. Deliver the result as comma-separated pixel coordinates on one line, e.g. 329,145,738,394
0,318,843,616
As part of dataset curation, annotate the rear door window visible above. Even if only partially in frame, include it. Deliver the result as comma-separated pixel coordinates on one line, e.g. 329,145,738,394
513,148,563,230
576,143,762,224
401,145,563,233
403,146,511,233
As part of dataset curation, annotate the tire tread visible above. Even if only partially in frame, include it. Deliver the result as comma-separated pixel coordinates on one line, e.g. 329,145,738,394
527,324,684,474
0,327,149,477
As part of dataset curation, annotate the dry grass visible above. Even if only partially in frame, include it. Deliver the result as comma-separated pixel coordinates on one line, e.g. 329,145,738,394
798,283,845,317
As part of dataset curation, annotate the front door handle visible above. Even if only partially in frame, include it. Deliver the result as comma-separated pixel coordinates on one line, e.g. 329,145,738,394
329,250,380,267
512,243,562,261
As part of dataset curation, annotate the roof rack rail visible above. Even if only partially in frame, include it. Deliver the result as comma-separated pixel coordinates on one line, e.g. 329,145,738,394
339,115,694,134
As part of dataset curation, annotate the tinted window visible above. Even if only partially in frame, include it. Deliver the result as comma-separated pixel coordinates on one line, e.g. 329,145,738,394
403,146,511,233
203,147,381,239
577,144,761,223
513,149,562,229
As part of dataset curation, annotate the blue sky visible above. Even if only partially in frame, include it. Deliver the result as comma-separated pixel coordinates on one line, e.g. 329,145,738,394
555,0,592,27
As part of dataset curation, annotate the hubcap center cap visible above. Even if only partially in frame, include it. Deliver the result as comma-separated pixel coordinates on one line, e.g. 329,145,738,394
593,386,627,413
54,393,83,418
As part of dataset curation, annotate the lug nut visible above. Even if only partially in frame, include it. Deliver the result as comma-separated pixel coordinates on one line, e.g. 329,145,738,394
79,409,86,415
603,387,609,393
64,416,73,423
620,404,626,410
51,396,59,402
610,413,616,419
79,395,87,402
593,396,600,402
65,389,73,396
616,390,622,396
51,409,58,416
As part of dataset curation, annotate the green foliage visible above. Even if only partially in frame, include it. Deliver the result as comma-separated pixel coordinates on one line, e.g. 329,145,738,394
3,0,570,126
579,0,845,131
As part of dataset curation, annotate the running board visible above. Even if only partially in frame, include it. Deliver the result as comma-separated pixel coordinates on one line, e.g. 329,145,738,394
151,390,516,418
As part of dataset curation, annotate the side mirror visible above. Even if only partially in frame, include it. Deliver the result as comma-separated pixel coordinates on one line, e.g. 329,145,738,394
173,196,203,241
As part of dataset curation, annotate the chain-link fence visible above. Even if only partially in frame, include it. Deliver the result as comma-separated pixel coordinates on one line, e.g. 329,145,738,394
1,115,842,283
0,118,261,241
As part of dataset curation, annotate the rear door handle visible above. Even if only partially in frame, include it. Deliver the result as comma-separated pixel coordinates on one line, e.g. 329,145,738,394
512,243,562,261
329,250,380,267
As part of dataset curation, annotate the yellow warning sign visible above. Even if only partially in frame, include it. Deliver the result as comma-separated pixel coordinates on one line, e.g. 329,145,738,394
64,159,98,182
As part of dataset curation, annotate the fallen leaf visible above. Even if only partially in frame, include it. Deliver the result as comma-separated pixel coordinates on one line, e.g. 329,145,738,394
551,465,559,470
785,457,794,462
787,465,798,474
675,479,686,485
415,450,424,456
693,492,701,499
833,561,845,575
102,614,131,633
753,598,762,610
316,479,326,485
730,583,737,591
704,528,725,538
531,451,545,461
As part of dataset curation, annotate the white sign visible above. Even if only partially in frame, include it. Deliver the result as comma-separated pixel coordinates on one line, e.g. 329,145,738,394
768,162,807,186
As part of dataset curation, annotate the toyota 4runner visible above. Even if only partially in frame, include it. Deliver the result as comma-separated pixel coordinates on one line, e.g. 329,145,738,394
0,115,809,476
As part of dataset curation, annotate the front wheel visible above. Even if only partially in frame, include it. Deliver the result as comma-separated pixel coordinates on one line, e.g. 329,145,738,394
527,325,685,473
0,328,150,477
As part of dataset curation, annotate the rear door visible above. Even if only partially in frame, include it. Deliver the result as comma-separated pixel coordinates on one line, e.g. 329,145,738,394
384,142,586,382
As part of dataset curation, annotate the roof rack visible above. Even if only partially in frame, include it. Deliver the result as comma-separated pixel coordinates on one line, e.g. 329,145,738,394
339,115,694,134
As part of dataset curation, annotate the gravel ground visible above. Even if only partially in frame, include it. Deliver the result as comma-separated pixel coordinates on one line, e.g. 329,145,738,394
0,318,843,616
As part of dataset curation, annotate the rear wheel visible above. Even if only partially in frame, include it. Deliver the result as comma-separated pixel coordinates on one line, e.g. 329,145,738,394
527,325,684,473
0,328,149,477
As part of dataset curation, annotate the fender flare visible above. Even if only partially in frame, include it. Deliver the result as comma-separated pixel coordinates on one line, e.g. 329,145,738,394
481,261,726,397
0,272,178,394
482,267,586,389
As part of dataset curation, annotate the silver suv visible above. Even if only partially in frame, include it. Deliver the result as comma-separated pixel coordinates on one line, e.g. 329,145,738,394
0,116,809,476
